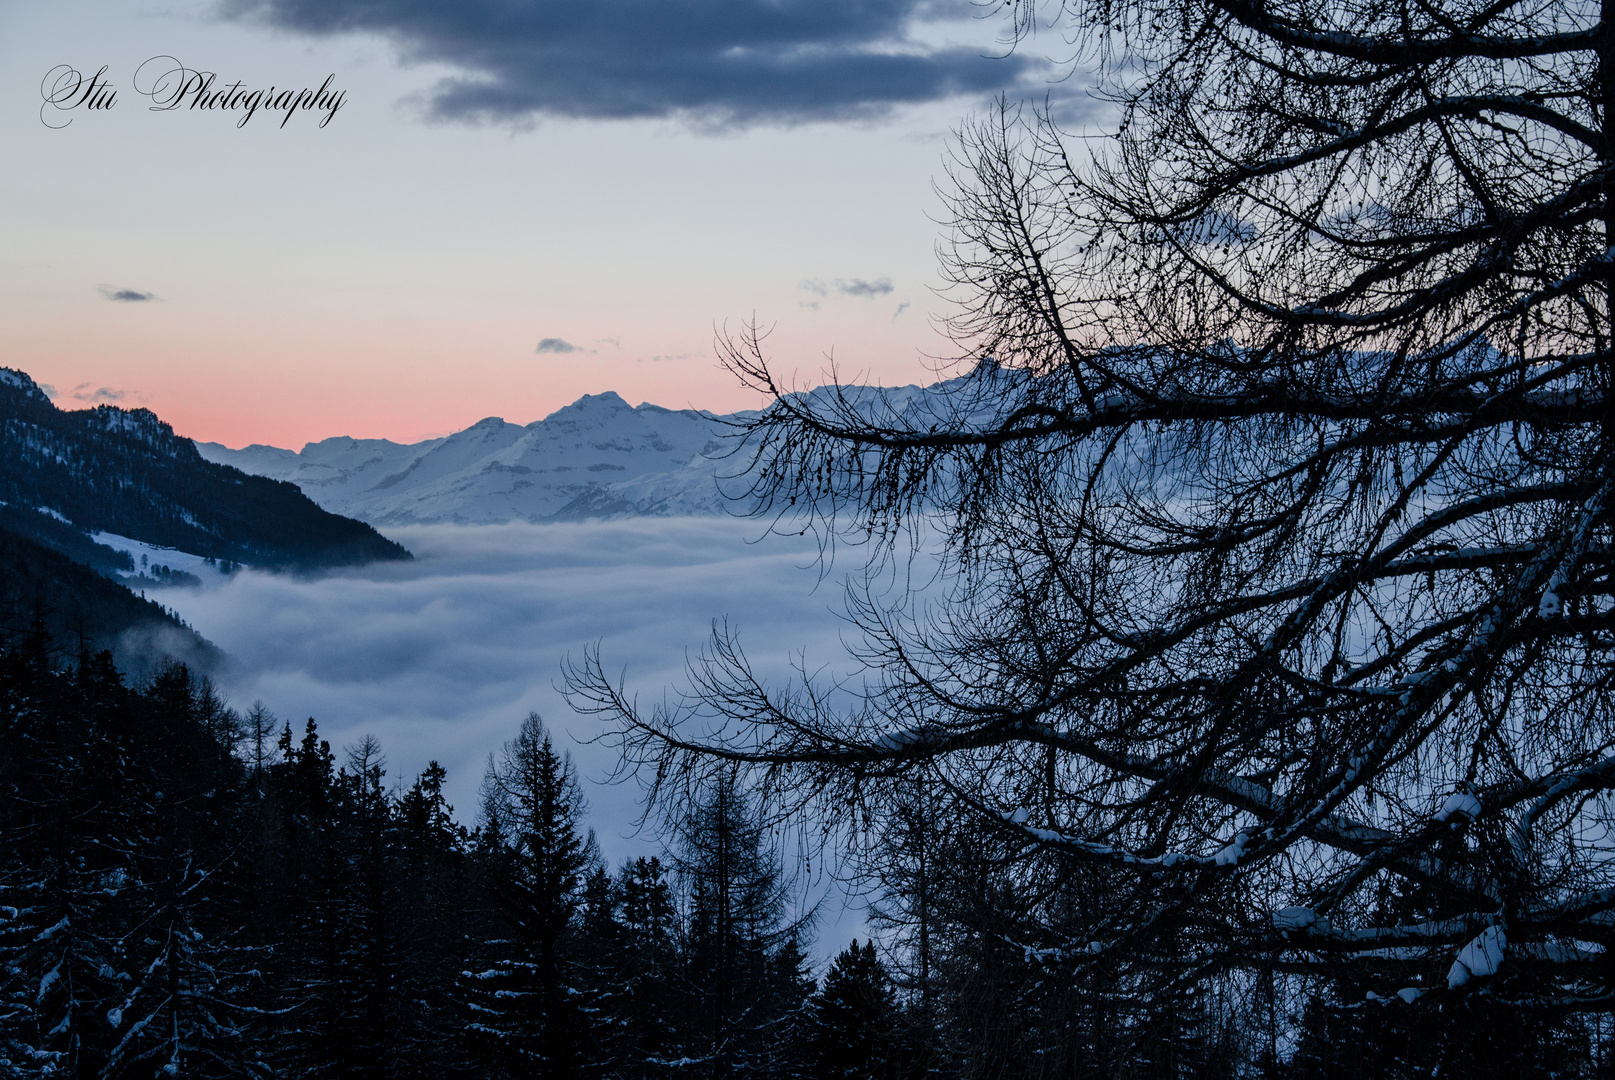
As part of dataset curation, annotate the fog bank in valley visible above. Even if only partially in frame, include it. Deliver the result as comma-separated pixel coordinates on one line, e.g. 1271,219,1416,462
158,519,876,873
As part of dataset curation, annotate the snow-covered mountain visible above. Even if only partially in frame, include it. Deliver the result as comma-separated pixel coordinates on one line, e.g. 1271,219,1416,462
197,392,756,525
196,364,1018,527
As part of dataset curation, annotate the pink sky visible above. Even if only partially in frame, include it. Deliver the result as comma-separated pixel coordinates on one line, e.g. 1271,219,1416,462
0,0,1018,448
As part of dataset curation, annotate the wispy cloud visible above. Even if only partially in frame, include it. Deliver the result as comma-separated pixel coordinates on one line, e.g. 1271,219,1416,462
838,277,893,298
70,382,127,404
97,285,156,303
536,337,580,354
800,277,895,308
223,0,1037,127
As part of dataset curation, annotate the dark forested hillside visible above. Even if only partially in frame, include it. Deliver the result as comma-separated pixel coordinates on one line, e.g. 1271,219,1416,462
0,369,408,569
0,524,219,675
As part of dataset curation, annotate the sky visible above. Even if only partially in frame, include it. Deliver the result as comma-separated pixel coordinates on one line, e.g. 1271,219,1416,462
0,0,1076,447
0,0,1069,955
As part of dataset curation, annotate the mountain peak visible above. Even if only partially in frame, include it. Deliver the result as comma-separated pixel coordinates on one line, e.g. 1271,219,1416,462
0,366,409,568
0,368,50,403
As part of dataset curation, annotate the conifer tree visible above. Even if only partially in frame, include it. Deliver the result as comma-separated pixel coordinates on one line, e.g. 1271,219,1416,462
672,777,813,1078
612,856,678,1073
463,713,596,1079
0,642,133,1075
804,941,898,1080
392,761,473,1079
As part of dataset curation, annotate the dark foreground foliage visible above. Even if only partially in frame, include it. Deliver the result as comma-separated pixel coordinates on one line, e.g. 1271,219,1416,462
9,636,1615,1078
0,636,844,1079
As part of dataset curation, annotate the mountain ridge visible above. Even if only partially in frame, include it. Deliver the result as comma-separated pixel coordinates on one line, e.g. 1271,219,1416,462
0,365,419,671
198,391,754,525
196,363,1015,527
1,368,409,568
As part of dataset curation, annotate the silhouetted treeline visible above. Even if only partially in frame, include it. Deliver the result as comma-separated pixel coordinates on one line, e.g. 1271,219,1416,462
11,633,1579,1079
0,635,914,1079
0,524,220,678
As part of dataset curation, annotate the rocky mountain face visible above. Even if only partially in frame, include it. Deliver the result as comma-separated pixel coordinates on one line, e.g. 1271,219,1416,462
0,366,413,669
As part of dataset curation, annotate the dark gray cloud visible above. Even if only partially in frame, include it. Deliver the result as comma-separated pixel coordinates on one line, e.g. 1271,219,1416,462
97,285,156,302
838,277,893,297
800,277,895,306
536,337,580,354
1163,211,1257,246
224,0,1036,125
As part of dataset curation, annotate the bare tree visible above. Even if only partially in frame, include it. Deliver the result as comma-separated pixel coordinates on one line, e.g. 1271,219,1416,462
570,0,1615,1055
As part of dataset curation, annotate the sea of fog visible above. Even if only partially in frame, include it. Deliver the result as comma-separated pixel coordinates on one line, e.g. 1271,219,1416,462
151,517,914,947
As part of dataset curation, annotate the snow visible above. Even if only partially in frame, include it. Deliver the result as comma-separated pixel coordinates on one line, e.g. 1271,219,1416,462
1447,926,1506,988
1214,831,1250,865
195,370,1011,526
38,966,60,998
91,532,236,587
1396,987,1423,1003
197,391,738,525
871,729,926,752
1436,791,1482,823
1273,906,1318,931
0,368,49,399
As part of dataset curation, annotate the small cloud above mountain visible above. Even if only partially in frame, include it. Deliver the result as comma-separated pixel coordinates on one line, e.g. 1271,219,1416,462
799,277,895,309
72,383,127,404
97,285,157,303
839,277,893,298
535,337,580,354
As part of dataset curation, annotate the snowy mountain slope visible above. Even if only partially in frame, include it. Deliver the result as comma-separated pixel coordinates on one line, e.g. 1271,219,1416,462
199,392,753,525
196,365,1013,527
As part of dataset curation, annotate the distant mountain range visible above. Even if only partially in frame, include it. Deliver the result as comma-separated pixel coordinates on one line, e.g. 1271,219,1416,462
197,391,754,525
0,367,411,670
196,368,1007,527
